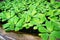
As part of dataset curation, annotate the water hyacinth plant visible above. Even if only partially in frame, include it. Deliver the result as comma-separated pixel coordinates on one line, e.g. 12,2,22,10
0,0,60,40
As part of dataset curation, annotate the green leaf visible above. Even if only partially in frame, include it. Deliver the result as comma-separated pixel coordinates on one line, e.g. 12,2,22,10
54,2,60,8
13,16,19,24
34,14,46,23
45,21,54,32
54,26,60,31
1,11,15,22
50,0,55,4
15,18,24,31
51,31,60,38
25,14,31,22
23,23,33,29
49,31,60,40
50,20,60,31
23,23,30,29
30,18,40,25
50,16,58,21
25,23,33,29
8,16,19,24
9,24,14,30
1,12,7,21
49,33,56,40
10,11,15,17
31,9,36,16
3,23,10,29
39,14,46,23
38,25,47,32
15,26,20,31
39,33,49,40
23,23,28,27
29,4,36,11
46,10,54,17
5,11,11,19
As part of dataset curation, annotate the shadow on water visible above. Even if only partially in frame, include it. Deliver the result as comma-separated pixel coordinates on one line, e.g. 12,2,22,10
19,27,39,36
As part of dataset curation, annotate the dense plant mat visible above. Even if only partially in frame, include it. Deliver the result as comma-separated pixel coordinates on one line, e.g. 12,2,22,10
0,0,60,40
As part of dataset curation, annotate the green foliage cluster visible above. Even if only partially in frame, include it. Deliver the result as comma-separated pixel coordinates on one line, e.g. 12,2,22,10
0,0,60,40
